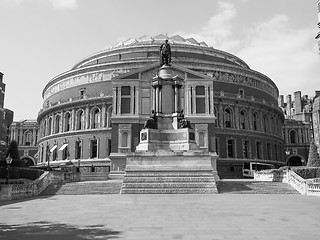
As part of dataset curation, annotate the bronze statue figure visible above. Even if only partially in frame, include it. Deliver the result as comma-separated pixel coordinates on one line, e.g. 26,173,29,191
143,110,157,129
177,109,192,129
159,39,171,66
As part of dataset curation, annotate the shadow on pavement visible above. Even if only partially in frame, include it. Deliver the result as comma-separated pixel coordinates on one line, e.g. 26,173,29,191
0,221,121,239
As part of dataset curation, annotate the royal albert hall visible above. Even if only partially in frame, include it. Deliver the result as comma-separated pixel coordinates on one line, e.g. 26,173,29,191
37,34,285,178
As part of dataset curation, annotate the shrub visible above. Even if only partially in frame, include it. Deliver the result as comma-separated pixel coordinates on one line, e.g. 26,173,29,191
307,139,320,167
293,167,320,179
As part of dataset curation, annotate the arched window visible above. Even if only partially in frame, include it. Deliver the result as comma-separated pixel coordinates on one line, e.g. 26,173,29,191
224,108,233,128
64,112,71,132
122,132,128,147
76,110,85,130
263,114,268,132
240,110,246,129
253,112,258,131
48,117,52,135
290,130,297,144
42,120,46,137
92,108,100,129
55,115,60,134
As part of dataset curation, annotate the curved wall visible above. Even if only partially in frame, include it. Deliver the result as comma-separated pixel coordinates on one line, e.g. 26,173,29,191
37,35,285,178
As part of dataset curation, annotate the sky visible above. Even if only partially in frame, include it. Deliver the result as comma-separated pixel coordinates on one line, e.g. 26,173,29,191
0,0,319,121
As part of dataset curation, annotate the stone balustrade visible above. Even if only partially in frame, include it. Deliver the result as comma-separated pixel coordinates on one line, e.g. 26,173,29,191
0,171,51,201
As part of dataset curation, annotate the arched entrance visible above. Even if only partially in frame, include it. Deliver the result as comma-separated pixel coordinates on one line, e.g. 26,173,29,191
21,157,35,167
287,156,304,167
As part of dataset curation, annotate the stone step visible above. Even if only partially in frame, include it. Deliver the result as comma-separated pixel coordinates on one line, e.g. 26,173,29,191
40,180,122,195
124,171,215,177
122,182,216,189
217,180,299,194
120,188,218,194
123,176,216,183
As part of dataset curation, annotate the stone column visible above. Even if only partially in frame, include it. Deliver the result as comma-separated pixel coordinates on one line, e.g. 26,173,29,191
130,86,135,114
235,106,239,129
205,86,209,114
185,86,191,114
71,108,76,131
33,128,37,146
135,86,140,115
219,104,224,128
159,87,162,113
19,129,23,145
85,106,90,129
113,87,117,115
60,111,64,133
152,86,156,111
117,87,121,115
174,85,179,112
210,86,214,115
192,87,196,114
102,103,106,128
155,86,159,113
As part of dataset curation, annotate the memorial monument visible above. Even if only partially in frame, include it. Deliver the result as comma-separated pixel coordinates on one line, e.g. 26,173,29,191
121,50,219,193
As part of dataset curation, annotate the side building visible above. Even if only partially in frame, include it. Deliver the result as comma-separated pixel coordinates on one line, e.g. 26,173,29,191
37,34,286,178
0,72,14,161
9,120,39,166
279,91,320,166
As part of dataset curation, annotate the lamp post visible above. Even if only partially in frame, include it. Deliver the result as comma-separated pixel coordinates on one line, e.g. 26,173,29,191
285,149,290,167
5,155,13,184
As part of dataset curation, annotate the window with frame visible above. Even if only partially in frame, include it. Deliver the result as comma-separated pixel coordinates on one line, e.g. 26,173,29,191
253,112,258,131
290,130,297,144
52,147,57,161
198,132,205,147
25,131,32,146
92,108,100,129
256,142,262,159
48,117,52,135
263,114,268,132
62,145,69,160
195,86,205,114
121,132,128,147
90,139,98,158
55,115,60,134
240,110,246,129
224,108,233,128
64,112,71,132
227,139,235,158
121,86,131,114
266,143,271,160
77,110,85,130
243,140,250,159
75,140,82,159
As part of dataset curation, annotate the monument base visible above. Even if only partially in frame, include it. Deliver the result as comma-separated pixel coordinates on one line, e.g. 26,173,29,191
121,151,219,194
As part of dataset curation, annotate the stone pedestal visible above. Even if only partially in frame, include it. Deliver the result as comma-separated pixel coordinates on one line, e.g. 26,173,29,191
120,64,219,194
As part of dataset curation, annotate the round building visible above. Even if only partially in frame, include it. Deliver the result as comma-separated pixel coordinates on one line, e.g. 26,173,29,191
37,34,285,178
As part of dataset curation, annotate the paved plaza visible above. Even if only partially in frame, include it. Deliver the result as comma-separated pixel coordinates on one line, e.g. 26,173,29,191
0,193,320,240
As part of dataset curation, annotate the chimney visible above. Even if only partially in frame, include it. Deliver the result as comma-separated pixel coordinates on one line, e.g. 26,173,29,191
294,91,302,114
315,90,320,97
286,95,292,117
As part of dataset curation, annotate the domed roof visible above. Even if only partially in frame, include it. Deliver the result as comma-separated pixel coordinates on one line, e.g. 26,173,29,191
110,34,210,49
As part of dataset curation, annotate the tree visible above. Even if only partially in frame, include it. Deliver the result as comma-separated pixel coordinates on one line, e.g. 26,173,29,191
5,140,22,167
307,139,320,167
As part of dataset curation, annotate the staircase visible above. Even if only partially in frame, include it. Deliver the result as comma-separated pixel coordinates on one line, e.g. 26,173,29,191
120,169,218,194
40,180,122,195
217,180,299,194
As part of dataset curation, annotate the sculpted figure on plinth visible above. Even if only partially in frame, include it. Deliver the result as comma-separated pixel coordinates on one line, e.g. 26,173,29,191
177,109,192,129
143,110,157,129
159,39,171,66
